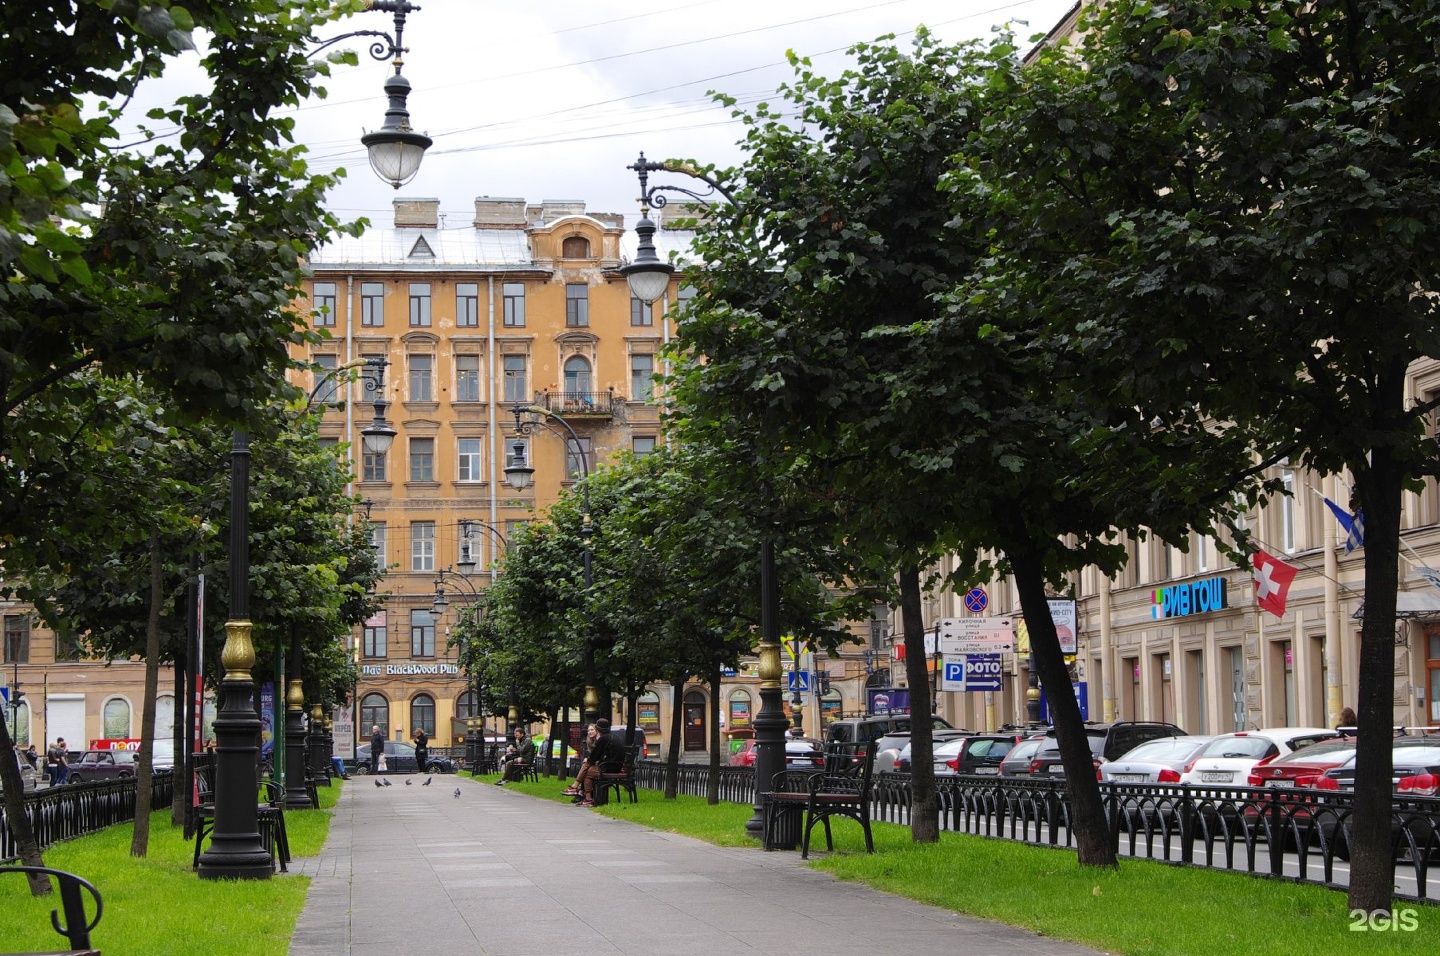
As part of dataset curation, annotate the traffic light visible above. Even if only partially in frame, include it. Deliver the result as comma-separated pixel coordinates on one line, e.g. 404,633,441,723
817,672,830,694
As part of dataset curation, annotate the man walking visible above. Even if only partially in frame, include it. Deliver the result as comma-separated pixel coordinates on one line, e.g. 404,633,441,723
46,738,69,786
369,725,385,775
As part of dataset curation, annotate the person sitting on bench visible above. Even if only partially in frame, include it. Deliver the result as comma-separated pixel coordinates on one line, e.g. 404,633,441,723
496,727,536,785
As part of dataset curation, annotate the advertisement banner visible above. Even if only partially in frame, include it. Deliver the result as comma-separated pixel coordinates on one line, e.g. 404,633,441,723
868,688,910,715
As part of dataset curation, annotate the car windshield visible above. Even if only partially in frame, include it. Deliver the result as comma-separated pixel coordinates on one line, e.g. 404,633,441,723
1200,736,1274,760
1119,737,1207,762
1004,740,1042,762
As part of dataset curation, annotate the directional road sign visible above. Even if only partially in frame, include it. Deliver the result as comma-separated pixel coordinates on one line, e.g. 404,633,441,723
936,616,1014,655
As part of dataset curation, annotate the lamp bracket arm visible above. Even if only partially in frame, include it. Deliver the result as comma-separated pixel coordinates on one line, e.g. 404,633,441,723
307,30,401,63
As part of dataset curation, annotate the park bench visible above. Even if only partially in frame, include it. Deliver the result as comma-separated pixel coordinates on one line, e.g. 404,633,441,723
763,739,876,858
191,766,290,873
594,746,640,805
0,865,103,955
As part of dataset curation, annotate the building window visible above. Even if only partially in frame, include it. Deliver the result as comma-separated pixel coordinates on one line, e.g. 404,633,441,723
54,626,83,662
563,356,591,400
630,296,653,327
408,354,433,402
455,354,480,403
566,437,591,480
503,355,528,403
313,282,337,327
411,694,436,738
410,609,435,657
361,282,385,326
728,689,752,729
370,522,387,567
312,353,339,403
677,284,697,315
456,691,479,719
10,701,29,746
411,521,435,572
409,282,431,327
1427,629,1440,725
562,236,590,258
102,698,131,739
409,438,435,482
503,283,526,327
457,438,483,482
1281,469,1296,553
456,283,478,328
1196,533,1209,572
360,694,388,738
364,615,387,658
632,436,657,456
631,353,654,400
363,449,387,482
3,615,30,663
565,284,588,327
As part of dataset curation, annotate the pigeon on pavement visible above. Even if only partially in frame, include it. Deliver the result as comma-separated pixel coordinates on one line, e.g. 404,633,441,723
453,787,462,798
405,779,412,785
422,777,432,786
383,778,392,786
374,779,382,788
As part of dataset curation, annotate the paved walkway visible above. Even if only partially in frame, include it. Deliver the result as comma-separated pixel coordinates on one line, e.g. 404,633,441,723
290,777,1103,956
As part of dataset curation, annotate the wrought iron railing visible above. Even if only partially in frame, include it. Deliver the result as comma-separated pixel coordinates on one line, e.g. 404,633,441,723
2,772,175,863
634,760,1440,902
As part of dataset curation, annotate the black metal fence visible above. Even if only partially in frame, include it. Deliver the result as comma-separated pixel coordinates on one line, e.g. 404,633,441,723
1,773,175,863
636,760,1440,903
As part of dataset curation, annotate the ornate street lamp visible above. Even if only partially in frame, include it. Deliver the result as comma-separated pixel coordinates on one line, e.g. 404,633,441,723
503,405,597,725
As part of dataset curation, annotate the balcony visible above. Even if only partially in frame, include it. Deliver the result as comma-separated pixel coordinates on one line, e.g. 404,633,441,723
529,390,627,423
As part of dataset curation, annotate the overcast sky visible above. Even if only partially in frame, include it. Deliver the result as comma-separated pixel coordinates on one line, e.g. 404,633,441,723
114,0,1077,231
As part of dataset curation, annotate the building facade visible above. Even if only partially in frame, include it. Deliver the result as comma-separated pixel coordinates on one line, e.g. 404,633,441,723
295,197,693,756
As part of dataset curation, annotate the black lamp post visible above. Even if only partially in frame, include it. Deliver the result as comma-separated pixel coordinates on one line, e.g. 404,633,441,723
621,154,784,834
502,405,597,724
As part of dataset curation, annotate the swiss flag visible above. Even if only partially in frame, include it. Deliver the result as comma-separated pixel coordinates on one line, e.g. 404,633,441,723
1252,549,1299,618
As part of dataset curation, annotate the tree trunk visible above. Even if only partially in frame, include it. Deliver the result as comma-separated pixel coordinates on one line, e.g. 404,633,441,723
171,642,187,827
543,709,558,777
131,536,163,856
1348,372,1405,913
900,565,939,843
664,669,686,799
1010,546,1117,868
557,712,571,782
0,717,48,894
707,662,722,805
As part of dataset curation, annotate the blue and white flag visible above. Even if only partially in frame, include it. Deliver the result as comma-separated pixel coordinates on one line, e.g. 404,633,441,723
1322,496,1364,553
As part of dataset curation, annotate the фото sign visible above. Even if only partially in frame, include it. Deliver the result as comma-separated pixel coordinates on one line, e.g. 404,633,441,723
1151,576,1228,620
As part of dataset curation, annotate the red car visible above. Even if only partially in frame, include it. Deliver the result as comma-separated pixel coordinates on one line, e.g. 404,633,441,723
1241,738,1359,847
728,737,823,770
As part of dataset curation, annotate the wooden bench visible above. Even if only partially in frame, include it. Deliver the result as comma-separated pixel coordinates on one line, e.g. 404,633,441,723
594,746,639,805
763,740,876,858
0,865,103,954
191,767,290,873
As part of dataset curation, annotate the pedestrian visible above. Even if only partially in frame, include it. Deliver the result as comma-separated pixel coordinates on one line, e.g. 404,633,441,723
47,738,69,785
497,726,535,785
563,719,622,807
1337,706,1357,735
412,727,428,775
20,743,39,771
370,725,385,774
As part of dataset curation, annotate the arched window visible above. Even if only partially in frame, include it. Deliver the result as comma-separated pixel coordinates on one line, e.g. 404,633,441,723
563,355,591,399
10,701,30,746
727,689,752,729
456,691,480,719
411,694,436,737
102,698,131,739
821,689,843,726
360,694,389,739
561,235,590,258
153,695,175,741
637,691,660,730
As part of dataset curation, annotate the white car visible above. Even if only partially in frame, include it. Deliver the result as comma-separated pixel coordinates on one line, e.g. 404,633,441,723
1100,736,1214,784
1179,727,1338,786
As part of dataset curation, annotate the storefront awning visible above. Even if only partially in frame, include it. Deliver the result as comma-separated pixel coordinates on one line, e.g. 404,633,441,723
1352,589,1440,620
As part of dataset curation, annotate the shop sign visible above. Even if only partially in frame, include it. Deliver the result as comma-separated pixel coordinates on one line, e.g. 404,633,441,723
360,662,462,677
1151,576,1228,620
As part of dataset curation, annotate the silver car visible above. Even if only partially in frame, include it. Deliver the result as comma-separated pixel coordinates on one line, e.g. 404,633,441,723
1101,736,1214,785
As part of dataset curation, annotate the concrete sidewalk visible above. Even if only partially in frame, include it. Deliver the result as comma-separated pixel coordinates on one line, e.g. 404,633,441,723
290,777,1103,956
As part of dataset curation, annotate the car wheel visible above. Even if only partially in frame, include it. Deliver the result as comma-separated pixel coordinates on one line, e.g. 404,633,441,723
354,764,370,775
425,762,445,774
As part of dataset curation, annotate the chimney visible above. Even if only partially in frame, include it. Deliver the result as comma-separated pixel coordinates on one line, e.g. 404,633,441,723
393,198,440,228
472,197,527,229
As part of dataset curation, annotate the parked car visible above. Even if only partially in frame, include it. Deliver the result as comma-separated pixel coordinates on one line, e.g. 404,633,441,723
354,741,457,775
1240,738,1359,848
1181,728,1337,786
825,714,953,746
607,725,652,758
67,749,138,783
1029,721,1187,778
997,738,1045,777
728,737,824,771
1102,736,1214,785
5,751,37,792
1308,738,1440,861
875,728,971,774
932,734,1031,776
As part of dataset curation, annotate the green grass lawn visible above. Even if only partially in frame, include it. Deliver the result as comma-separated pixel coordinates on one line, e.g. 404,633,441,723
486,772,1439,956
0,781,342,956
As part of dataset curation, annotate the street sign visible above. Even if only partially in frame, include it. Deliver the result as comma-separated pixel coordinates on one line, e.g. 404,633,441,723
786,671,811,693
936,616,1014,655
940,660,967,692
963,654,1004,692
963,587,989,613
0,687,8,705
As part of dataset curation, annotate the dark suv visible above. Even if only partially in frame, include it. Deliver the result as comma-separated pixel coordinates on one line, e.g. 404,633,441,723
1028,721,1186,778
825,714,953,746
